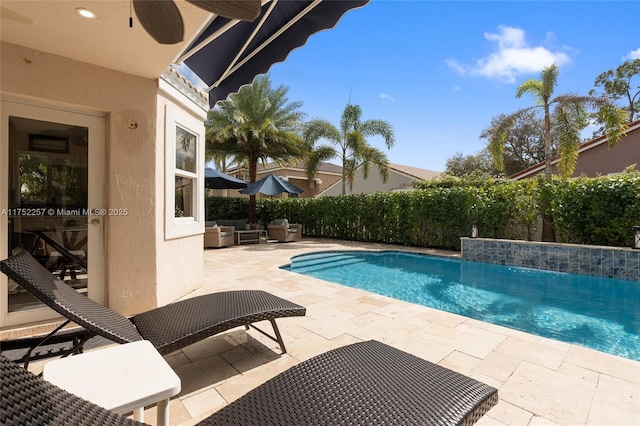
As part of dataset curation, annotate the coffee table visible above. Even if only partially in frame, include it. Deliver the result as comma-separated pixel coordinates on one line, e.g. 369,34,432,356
235,229,268,245
43,340,180,426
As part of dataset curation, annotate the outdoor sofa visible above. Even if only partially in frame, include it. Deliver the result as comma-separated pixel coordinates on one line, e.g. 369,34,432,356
0,249,306,361
1,340,498,425
209,219,263,245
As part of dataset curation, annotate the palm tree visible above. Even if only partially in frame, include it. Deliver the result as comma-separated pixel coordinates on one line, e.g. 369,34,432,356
205,150,234,174
303,104,395,194
205,75,305,223
486,63,628,240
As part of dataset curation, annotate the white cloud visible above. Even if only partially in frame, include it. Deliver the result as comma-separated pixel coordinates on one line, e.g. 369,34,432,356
446,59,466,75
380,93,396,102
625,48,640,60
447,25,571,83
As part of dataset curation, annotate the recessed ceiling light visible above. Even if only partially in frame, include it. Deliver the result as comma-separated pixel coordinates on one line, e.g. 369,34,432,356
76,8,97,19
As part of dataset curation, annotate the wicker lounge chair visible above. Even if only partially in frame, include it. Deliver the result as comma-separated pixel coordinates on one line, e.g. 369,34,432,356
1,340,498,426
0,249,305,360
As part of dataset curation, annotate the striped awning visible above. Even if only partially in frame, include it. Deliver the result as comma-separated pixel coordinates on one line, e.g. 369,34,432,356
177,0,369,108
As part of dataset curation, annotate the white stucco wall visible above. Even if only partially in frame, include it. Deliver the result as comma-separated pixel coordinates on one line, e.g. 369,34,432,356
154,88,205,306
1,42,203,316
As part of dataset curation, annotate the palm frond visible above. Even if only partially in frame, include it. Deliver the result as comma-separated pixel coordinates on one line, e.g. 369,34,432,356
304,145,336,180
346,131,367,159
359,147,390,182
486,114,517,172
516,79,543,101
340,104,362,134
555,108,581,178
360,119,395,148
540,63,559,99
598,104,629,147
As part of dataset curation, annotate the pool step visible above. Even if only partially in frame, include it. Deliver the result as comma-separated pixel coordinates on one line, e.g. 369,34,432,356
290,252,362,268
290,256,364,273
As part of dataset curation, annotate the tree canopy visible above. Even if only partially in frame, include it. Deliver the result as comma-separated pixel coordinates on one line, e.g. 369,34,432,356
591,58,640,123
444,150,497,177
479,110,552,177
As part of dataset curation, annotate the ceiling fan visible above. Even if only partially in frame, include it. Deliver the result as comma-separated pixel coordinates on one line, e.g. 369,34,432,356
133,0,262,45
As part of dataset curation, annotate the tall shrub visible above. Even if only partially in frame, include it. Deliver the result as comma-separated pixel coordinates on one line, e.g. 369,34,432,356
550,172,640,246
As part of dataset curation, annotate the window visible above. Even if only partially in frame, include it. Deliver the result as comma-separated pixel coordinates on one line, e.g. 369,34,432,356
174,126,197,218
165,106,204,239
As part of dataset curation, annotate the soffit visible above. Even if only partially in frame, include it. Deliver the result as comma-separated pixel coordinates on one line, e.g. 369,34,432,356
0,1,210,79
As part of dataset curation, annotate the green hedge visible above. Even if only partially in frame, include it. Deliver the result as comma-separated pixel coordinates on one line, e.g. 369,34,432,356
206,172,640,250
549,174,640,246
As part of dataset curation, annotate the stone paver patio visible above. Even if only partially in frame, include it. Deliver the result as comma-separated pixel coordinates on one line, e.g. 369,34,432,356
21,238,640,425
160,239,639,426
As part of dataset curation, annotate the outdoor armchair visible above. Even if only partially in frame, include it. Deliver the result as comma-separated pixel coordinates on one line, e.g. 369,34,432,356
204,222,235,248
1,340,498,426
0,249,306,361
268,219,302,243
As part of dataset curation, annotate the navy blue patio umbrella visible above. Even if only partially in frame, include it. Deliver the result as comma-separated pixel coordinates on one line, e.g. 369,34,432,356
205,168,247,189
240,174,303,196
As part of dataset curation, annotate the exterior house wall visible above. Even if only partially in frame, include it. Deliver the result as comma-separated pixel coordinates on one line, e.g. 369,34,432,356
319,167,414,197
510,121,640,179
154,89,205,306
572,131,639,176
1,42,203,317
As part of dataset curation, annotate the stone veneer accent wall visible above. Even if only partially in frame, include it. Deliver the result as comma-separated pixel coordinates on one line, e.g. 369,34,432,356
461,238,640,282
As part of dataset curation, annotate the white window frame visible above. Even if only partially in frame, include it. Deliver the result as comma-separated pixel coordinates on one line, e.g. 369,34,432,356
165,105,204,239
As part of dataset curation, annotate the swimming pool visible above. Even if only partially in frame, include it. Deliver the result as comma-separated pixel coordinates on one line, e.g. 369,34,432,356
283,250,640,361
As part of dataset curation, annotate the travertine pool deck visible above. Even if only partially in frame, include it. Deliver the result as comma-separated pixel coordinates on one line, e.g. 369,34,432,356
25,239,640,425
166,239,639,426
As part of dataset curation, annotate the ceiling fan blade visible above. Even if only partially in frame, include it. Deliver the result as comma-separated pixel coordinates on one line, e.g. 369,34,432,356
187,0,262,21
133,0,185,44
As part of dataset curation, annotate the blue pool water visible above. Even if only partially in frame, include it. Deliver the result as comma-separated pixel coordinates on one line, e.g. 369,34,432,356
283,250,640,361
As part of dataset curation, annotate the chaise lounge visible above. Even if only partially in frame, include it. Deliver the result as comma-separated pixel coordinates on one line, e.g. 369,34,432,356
1,340,498,425
0,249,306,359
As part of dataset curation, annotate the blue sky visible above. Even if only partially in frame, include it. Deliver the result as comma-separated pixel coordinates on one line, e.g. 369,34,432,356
187,0,640,172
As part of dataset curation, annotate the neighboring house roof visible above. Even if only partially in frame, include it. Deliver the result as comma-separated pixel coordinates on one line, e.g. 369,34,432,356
317,163,441,196
389,163,441,180
228,161,342,175
257,161,342,175
509,119,640,180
